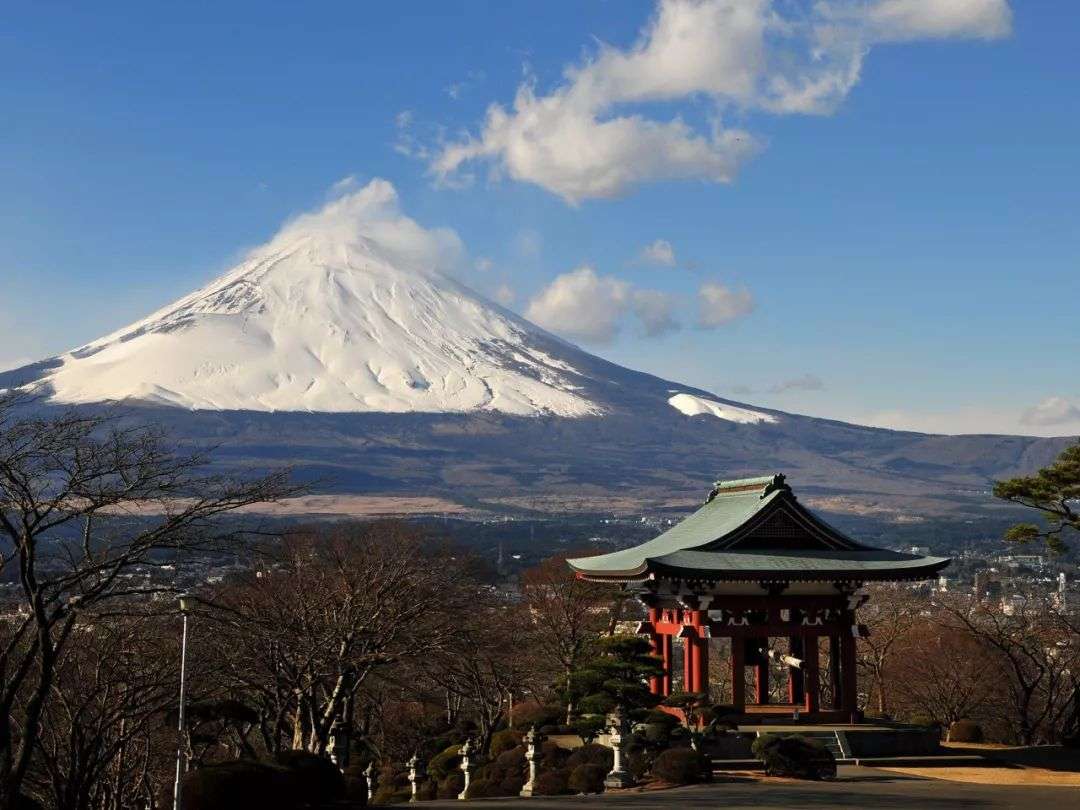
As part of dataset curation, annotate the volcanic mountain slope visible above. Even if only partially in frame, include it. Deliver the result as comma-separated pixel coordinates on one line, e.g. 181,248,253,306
2,182,1070,518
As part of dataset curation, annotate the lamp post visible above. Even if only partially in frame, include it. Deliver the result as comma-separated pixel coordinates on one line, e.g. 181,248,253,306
173,594,193,810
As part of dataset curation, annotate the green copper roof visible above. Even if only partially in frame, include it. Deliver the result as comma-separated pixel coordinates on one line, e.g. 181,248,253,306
567,474,949,582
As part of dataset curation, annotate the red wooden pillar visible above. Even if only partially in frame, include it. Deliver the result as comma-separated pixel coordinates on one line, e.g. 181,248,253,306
692,611,708,695
647,607,661,696
754,647,769,705
662,633,673,696
803,635,820,715
683,632,694,693
731,636,745,712
840,628,859,721
788,636,805,705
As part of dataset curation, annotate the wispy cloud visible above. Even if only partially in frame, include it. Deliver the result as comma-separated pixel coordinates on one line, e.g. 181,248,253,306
429,0,1011,202
636,239,678,268
769,374,825,394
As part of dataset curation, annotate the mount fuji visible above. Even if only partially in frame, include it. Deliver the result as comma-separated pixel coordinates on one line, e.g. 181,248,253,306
1,180,1069,520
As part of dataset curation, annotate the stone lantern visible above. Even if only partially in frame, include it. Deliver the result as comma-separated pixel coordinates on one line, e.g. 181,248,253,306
407,753,426,802
364,761,378,803
458,738,475,801
604,706,634,789
519,725,545,797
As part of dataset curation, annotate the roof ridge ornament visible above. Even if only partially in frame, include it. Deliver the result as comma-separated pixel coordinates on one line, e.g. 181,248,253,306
705,473,789,503
761,473,790,499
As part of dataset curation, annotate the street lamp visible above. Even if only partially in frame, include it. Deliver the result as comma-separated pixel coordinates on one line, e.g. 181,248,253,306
173,594,193,810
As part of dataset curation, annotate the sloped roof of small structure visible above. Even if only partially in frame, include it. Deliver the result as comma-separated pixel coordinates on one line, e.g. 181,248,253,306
568,474,949,582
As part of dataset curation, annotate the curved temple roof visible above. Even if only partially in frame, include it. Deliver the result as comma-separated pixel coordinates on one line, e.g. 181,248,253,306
568,474,949,583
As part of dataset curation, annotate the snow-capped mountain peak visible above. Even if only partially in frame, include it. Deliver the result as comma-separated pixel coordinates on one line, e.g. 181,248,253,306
17,194,606,416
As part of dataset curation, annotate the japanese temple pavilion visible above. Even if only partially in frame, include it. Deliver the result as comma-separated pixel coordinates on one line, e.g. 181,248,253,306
568,474,949,724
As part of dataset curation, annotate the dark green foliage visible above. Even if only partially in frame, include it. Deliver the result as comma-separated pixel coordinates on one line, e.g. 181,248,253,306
948,720,984,743
662,691,710,728
273,751,345,803
436,773,464,799
489,728,523,757
568,763,607,794
180,760,299,810
752,734,836,780
628,750,653,779
570,635,663,717
532,770,569,796
994,443,1080,553
566,743,613,770
427,744,463,780
571,716,605,744
650,747,710,785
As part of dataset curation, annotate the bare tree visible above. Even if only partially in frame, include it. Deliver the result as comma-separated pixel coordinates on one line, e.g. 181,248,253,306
29,613,176,810
204,523,472,756
518,555,613,724
935,592,1079,745
856,586,921,717
891,622,997,729
0,397,294,809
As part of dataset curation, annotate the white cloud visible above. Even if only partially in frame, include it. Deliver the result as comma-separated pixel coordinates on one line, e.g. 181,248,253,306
769,373,825,394
474,256,494,272
525,266,679,343
638,239,677,267
818,0,1011,43
430,0,1012,202
697,281,754,328
1021,396,1080,427
271,177,463,275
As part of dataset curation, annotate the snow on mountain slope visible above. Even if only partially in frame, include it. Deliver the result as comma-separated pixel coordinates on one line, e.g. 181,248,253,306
20,180,602,416
667,393,776,424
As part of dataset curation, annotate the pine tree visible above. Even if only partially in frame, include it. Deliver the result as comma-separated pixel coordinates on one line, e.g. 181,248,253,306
994,443,1080,553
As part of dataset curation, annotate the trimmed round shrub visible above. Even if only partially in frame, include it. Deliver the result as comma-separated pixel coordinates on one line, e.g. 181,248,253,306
464,777,502,799
532,770,569,796
490,728,524,756
274,751,345,804
752,734,836,780
512,702,562,729
181,760,298,810
948,720,984,743
427,744,463,780
566,743,613,770
499,774,526,795
568,763,607,794
436,773,464,799
628,750,653,780
496,745,526,771
651,747,710,785
540,741,569,769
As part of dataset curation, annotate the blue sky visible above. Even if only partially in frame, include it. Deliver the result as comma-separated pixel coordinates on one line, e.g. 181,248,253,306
1,1,1077,435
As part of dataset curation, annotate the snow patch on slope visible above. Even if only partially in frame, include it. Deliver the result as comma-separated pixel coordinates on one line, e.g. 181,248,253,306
668,393,777,424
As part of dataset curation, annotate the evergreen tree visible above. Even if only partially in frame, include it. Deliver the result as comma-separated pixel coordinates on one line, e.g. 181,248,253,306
568,635,663,720
994,443,1080,553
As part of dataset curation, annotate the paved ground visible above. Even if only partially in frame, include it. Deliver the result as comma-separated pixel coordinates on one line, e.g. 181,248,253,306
420,766,1073,809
